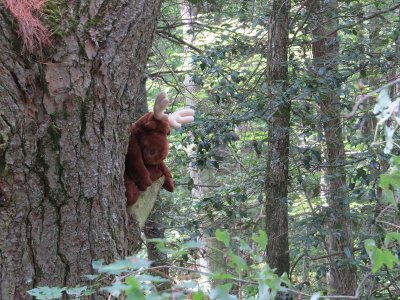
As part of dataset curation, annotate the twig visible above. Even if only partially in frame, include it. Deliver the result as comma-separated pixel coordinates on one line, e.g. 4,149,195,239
325,2,400,43
289,252,342,280
355,272,372,298
156,30,203,54
376,220,400,230
149,69,190,78
345,77,400,118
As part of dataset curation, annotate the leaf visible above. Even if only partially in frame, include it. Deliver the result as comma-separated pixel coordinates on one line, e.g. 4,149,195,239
231,71,241,83
92,259,104,270
174,281,198,289
383,190,396,205
27,287,66,300
183,240,204,249
372,249,397,272
134,274,170,283
209,283,237,300
344,247,353,258
310,292,322,300
82,274,100,280
252,230,268,250
385,232,400,246
364,239,399,273
228,251,248,273
373,89,391,115
125,276,141,289
215,229,230,247
239,239,252,252
193,291,206,300
126,280,146,300
101,283,130,297
95,258,151,275
188,177,194,191
65,286,87,296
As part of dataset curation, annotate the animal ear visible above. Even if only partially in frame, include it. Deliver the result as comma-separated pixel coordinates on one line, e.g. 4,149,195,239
143,120,157,130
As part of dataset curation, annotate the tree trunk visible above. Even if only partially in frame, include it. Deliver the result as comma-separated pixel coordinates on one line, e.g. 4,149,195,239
264,0,291,276
308,0,357,295
143,197,171,291
0,0,161,298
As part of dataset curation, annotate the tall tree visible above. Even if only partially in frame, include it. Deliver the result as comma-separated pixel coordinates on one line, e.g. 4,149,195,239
308,0,357,294
0,0,161,298
265,0,291,276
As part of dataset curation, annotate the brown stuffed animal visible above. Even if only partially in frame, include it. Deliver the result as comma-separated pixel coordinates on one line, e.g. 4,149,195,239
124,92,194,206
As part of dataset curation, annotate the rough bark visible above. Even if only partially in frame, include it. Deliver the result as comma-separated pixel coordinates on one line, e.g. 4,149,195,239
0,0,161,298
308,0,357,295
264,0,291,276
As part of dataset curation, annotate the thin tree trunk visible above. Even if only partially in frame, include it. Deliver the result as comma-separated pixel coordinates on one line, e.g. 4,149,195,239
308,0,357,294
0,1,161,298
179,1,229,291
265,0,291,276
144,197,171,291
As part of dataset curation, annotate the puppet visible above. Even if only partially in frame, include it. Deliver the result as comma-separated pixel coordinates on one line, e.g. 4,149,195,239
125,92,194,206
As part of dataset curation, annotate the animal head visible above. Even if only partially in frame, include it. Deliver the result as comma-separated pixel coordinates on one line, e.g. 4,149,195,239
139,117,170,165
135,92,195,165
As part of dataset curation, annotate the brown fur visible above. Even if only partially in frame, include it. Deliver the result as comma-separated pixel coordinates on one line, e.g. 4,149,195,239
124,112,174,206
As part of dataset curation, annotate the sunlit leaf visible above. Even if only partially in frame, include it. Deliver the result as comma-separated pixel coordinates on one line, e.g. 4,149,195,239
310,292,321,300
101,283,130,297
228,251,248,273
385,232,400,246
65,286,87,296
252,230,268,250
215,229,230,247
27,287,66,300
209,283,237,300
193,291,206,300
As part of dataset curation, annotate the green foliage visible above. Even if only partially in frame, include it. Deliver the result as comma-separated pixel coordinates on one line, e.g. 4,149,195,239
27,286,91,299
379,156,400,205
27,287,65,300
28,230,293,299
364,237,399,273
215,228,231,247
148,0,400,297
29,0,400,298
252,230,268,250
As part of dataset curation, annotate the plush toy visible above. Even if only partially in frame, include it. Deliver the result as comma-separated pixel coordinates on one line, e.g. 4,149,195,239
125,92,195,206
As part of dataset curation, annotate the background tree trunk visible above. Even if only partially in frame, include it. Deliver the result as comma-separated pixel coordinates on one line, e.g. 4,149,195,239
0,0,161,298
144,196,171,291
308,0,357,294
265,0,291,276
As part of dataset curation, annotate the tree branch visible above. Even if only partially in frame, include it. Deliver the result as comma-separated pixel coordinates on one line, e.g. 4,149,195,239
345,77,400,118
156,30,203,54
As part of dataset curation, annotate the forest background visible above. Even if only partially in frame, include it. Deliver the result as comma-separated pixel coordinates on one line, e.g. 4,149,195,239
0,0,399,299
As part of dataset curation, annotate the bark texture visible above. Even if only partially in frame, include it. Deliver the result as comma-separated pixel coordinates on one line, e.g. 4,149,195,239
308,0,357,295
0,0,161,298
265,0,291,276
